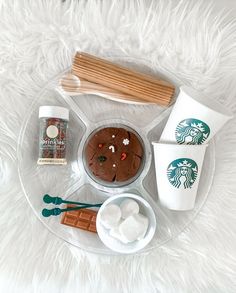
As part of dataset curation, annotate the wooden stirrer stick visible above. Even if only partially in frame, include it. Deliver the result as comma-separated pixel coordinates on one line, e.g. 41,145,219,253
72,52,175,106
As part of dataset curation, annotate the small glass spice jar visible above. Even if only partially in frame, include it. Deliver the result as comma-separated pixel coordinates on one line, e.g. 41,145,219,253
37,106,69,165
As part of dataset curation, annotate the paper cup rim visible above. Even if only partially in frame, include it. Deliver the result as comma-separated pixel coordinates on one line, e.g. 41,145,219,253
152,142,209,148
180,86,234,119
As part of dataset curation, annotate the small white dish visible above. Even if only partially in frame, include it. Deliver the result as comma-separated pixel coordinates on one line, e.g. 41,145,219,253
96,193,156,254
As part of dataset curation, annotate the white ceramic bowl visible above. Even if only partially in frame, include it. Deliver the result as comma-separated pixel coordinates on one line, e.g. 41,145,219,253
96,193,156,254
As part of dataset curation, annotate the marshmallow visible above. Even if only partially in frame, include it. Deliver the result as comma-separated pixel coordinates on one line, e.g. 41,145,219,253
109,225,129,244
100,204,121,229
119,213,149,242
120,199,139,219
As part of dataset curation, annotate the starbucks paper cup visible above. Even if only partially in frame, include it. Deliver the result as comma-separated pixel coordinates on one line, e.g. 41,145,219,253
152,142,208,210
160,86,233,144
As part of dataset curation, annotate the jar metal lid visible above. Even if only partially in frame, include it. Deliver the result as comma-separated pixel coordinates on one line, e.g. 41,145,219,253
39,106,69,120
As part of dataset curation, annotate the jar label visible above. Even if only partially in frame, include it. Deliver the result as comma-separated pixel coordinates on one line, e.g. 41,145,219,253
38,118,68,160
46,125,59,138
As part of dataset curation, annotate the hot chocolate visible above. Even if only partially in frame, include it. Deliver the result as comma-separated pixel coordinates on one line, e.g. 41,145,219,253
84,127,144,184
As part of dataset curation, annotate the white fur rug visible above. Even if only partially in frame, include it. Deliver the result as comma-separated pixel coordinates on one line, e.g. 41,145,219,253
0,0,236,292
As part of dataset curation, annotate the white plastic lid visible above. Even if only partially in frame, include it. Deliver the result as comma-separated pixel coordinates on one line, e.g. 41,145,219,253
39,106,69,120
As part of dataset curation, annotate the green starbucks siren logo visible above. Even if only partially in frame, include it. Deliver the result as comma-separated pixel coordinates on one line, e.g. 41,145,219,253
175,118,210,145
167,158,198,189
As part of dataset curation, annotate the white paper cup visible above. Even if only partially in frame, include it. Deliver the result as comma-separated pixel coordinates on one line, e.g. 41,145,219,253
160,86,233,144
152,142,208,210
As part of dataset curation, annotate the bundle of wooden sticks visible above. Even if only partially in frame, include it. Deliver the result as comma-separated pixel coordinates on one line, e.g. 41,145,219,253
63,52,175,106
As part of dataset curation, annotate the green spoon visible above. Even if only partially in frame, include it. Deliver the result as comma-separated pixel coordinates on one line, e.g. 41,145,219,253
42,203,102,218
43,194,101,207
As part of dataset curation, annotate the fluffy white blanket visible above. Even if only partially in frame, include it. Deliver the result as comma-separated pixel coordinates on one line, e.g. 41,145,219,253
0,0,236,292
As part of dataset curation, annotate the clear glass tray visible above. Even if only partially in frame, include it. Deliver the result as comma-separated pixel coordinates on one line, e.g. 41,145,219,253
17,57,215,254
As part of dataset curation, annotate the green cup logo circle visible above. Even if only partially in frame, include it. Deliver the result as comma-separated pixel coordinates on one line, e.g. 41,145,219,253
175,118,210,144
167,158,198,189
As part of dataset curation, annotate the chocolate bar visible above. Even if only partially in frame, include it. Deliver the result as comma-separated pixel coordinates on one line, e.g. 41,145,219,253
61,205,98,233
